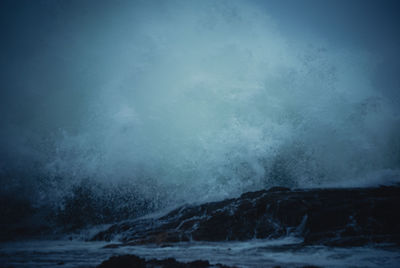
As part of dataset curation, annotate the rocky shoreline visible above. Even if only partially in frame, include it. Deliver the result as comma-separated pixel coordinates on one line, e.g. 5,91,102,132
92,185,400,247
1,186,399,267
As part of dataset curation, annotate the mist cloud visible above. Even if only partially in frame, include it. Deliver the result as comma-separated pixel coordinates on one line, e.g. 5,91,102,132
1,0,399,206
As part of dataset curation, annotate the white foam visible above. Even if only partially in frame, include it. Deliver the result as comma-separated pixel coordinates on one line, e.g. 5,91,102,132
1,239,399,268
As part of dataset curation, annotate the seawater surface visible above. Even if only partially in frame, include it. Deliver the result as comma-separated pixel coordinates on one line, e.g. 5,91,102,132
1,238,399,268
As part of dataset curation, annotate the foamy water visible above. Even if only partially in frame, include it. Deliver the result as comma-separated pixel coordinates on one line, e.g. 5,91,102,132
1,238,399,267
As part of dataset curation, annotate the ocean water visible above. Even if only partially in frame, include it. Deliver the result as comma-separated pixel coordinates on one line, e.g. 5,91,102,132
1,238,399,268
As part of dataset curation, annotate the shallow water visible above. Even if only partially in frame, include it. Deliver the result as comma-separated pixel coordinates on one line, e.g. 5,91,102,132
1,238,399,268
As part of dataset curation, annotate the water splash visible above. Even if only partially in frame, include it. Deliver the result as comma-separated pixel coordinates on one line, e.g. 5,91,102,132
1,1,399,214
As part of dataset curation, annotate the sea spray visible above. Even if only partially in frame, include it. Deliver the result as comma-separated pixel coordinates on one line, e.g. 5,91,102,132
0,1,399,229
45,1,400,202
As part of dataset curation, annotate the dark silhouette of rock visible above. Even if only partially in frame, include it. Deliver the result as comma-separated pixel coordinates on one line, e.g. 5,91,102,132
97,254,235,268
92,185,400,247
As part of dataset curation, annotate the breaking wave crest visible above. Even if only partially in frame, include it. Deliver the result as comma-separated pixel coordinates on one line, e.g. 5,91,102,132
1,1,399,228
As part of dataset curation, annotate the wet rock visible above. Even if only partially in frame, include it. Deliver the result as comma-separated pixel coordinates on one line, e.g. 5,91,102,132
97,255,145,268
92,186,400,247
97,254,236,268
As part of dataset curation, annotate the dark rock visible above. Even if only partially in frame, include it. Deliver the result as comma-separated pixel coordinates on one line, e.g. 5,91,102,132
97,254,236,268
92,186,400,247
97,254,145,268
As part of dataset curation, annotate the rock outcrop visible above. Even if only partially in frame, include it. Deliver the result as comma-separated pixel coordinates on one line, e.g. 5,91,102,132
92,185,400,247
97,254,235,268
